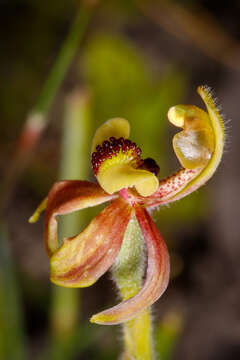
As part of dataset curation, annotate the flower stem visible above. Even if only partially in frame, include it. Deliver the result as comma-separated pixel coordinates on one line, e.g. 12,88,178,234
113,216,154,360
123,310,152,360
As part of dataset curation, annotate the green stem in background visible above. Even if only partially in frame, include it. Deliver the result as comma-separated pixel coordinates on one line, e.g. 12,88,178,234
155,312,183,360
0,3,94,213
33,7,91,116
0,13,94,354
113,217,154,360
49,90,91,359
0,223,27,360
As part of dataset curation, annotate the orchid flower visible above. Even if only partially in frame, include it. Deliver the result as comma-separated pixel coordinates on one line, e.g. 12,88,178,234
30,86,224,325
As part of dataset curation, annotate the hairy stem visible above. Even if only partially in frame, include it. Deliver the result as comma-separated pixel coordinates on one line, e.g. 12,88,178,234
113,217,153,360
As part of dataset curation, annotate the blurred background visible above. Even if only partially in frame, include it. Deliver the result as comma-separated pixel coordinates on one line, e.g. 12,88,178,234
0,0,239,359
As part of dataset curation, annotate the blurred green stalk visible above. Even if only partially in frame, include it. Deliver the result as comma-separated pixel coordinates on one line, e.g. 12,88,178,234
1,2,94,213
0,223,27,360
33,7,92,116
0,6,94,359
155,312,183,360
49,90,91,359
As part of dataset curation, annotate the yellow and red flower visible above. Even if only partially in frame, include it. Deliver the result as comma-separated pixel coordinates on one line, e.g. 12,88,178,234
30,86,224,325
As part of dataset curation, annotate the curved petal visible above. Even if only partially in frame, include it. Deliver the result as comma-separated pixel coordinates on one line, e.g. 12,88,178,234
45,180,116,256
137,167,202,208
29,197,48,223
91,117,130,153
137,86,225,208
169,104,214,169
50,198,133,287
90,204,170,325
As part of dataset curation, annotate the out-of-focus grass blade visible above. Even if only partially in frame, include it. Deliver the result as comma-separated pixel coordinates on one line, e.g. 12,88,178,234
48,90,92,360
0,3,94,215
0,222,27,360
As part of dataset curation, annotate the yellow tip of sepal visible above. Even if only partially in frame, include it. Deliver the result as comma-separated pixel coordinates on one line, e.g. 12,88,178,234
90,313,116,325
197,85,225,173
28,197,48,223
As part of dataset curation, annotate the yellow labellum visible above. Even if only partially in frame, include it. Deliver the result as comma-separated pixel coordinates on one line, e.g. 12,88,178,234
98,164,159,197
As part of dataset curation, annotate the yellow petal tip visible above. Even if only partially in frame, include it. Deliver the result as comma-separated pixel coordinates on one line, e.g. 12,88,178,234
50,275,95,288
168,106,185,127
28,214,38,223
90,313,116,325
28,197,48,223
89,315,98,324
